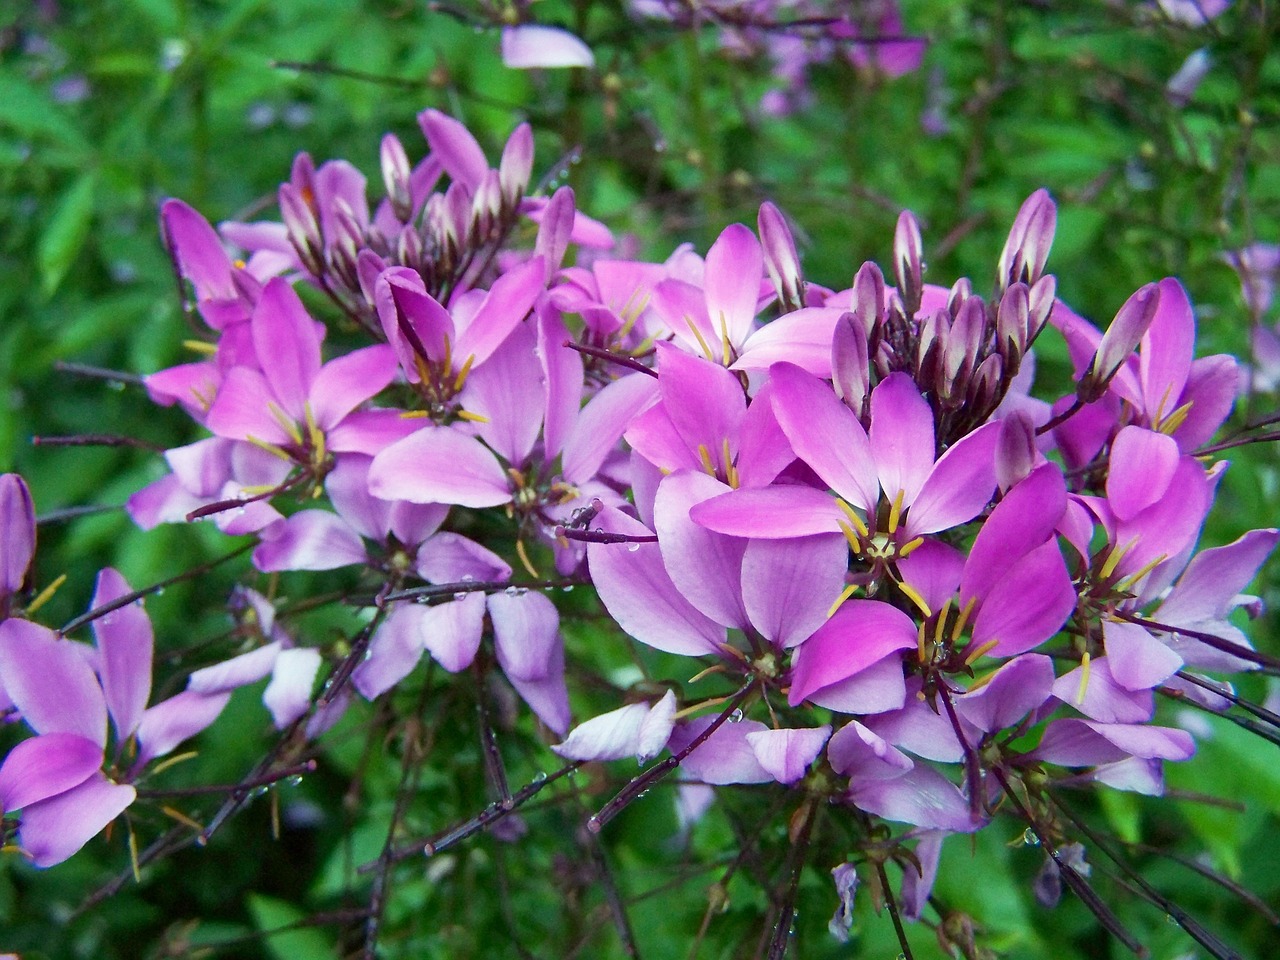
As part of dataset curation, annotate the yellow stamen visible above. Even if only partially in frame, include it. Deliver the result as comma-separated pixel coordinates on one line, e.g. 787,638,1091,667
837,521,862,553
149,750,198,776
916,622,928,663
721,438,734,480
684,315,715,362
455,409,490,423
674,694,733,720
897,580,931,618
128,825,141,883
897,535,926,558
182,339,217,355
836,499,869,538
951,596,978,643
1099,536,1139,581
827,583,858,618
25,573,67,616
400,409,431,418
718,314,732,367
934,598,952,648
245,435,294,462
516,538,539,578
1159,401,1193,436
304,403,325,459
963,637,1000,666
965,665,1002,693
697,443,717,477
1075,651,1092,705
688,663,727,684
887,489,906,535
1117,552,1168,591
413,353,433,386
1,844,31,858
453,354,476,393
162,805,206,834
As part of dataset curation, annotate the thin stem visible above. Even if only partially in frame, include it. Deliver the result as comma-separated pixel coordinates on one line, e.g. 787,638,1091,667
32,433,163,452
135,761,316,799
52,360,146,386
587,830,643,960
763,799,820,960
563,340,658,377
874,858,915,960
1113,611,1280,670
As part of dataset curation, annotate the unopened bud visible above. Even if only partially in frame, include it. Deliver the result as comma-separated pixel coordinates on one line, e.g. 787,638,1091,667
995,411,1037,492
380,134,413,222
1166,49,1211,109
535,186,576,278
915,308,947,392
279,182,324,276
1080,282,1161,402
470,169,503,237
850,261,886,338
967,353,1004,416
831,312,870,416
997,189,1056,293
1027,275,1056,346
758,201,804,312
947,276,974,318
996,282,1030,362
942,297,984,401
893,210,924,314
0,473,35,597
499,123,534,208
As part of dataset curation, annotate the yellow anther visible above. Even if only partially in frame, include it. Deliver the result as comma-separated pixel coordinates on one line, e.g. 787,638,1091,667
684,315,715,362
413,353,433,386
934,598,952,648
897,535,926,558
837,521,862,553
245,435,294,462
718,313,732,367
516,538,539,578
951,596,978,643
1099,536,1139,581
721,438,734,476
182,339,217,355
25,573,67,616
400,409,431,419
1075,650,1092,705
887,489,906,535
455,409,490,423
674,694,734,720
1117,552,1168,591
304,403,325,458
836,499,869,538
149,750,198,776
697,443,717,477
441,333,453,374
453,354,476,392
233,258,247,269
1158,400,1193,436
917,622,928,663
827,583,858,618
963,637,1000,666
266,401,303,446
897,580,932,618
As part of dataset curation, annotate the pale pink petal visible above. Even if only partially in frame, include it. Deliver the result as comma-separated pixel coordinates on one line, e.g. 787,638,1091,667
489,590,559,682
501,25,595,69
1138,277,1194,421
669,717,773,785
505,636,570,735
745,725,831,784
253,510,367,572
462,322,544,466
135,690,230,766
1103,620,1183,691
864,682,967,762
734,308,845,377
416,533,512,585
186,641,282,694
955,654,1055,733
0,734,102,812
420,593,486,673
353,604,429,698
826,720,913,780
1106,426,1179,521
369,427,511,508
703,224,763,346
90,568,153,742
562,372,659,484
204,367,293,445
742,534,846,648
552,701,651,761
868,373,935,505
263,648,321,729
419,109,488,191
19,774,136,867
0,619,106,744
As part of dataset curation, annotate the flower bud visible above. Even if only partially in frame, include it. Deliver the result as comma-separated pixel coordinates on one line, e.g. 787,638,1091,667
997,282,1030,362
947,276,974,319
850,260,886,339
831,312,870,416
499,123,534,208
997,189,1056,293
279,182,324,276
535,186,576,278
1080,282,1161,402
758,201,804,312
893,210,924,314
995,411,1037,492
1027,274,1056,345
380,133,413,222
1166,49,1210,108
0,473,35,600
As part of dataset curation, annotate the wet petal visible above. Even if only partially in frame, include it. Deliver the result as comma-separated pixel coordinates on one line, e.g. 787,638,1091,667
420,593,486,673
369,427,511,508
745,725,831,784
353,604,429,698
788,601,916,706
669,717,773,785
0,733,102,812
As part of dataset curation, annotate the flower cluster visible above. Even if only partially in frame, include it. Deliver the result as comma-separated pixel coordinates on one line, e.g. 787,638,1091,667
1,108,1274,958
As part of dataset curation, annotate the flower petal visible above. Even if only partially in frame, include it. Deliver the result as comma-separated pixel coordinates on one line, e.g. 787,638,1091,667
0,619,106,744
91,568,153,742
19,774,136,867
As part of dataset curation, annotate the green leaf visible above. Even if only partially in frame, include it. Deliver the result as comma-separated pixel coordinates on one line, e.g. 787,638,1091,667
38,172,99,298
246,894,333,960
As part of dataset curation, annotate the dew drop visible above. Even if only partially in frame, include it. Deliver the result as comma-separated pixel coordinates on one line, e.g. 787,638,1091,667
504,585,520,596
627,542,641,552
531,771,548,784
287,775,304,787
453,592,467,602
561,585,574,593
1165,913,1177,925
460,574,474,582
728,708,744,723
1022,827,1040,846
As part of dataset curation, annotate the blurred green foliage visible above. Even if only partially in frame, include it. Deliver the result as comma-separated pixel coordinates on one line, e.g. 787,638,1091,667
1,1,1278,958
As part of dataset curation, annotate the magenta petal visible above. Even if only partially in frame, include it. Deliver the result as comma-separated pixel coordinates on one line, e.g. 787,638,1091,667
868,373,935,505
826,720,913,780
416,533,512,585
1159,528,1279,626
651,279,715,356
0,733,102,812
1052,657,1153,723
377,268,453,378
462,322,544,466
353,604,429,698
420,593,486,673
742,534,846,648
734,382,794,488
369,427,511,508
788,601,916,706
160,200,239,325
562,372,659,484
252,278,321,419
669,717,773,785
186,641,281,694
134,690,230,766
0,619,106,744
655,343,747,466
970,540,1075,658
253,510,367,572
895,540,965,617
863,683,967,762
489,590,560,682
735,308,845,377
803,654,907,715
537,307,584,461
419,109,488,191
691,485,847,540
310,345,397,430
906,422,999,537
955,654,1055,733
327,408,423,457
588,506,726,656
90,568,153,743
745,725,831,784
455,258,545,367
1113,456,1209,577
848,765,979,833
962,463,1066,604
204,366,293,445
19,774,136,867
501,25,595,68
1107,426,1179,521
654,472,749,629
1138,277,1194,420
1173,354,1237,450
704,224,764,345
264,648,321,729
769,361,878,510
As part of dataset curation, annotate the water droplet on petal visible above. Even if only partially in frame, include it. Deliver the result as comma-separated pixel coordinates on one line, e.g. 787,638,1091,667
504,585,520,596
453,592,467,602
728,708,744,723
627,542,640,552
